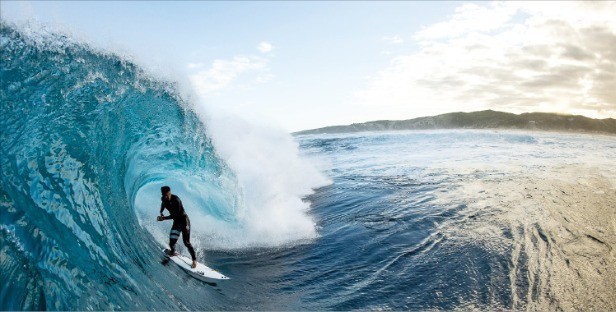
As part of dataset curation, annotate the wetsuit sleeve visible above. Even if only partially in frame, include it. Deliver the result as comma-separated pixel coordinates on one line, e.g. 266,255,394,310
159,201,165,215
163,215,173,220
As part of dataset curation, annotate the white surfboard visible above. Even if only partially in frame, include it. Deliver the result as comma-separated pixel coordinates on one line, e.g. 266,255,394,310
162,248,229,281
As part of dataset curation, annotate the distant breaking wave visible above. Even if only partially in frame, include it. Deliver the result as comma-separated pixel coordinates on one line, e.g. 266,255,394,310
0,22,327,310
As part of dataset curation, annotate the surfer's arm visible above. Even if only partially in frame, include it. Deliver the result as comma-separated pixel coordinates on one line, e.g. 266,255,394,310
157,202,167,221
156,214,173,221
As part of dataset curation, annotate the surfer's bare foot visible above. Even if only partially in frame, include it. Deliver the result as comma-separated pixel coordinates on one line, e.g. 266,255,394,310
191,260,197,268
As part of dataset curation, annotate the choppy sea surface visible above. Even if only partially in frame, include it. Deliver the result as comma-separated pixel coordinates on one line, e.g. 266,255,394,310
2,23,615,310
296,130,616,311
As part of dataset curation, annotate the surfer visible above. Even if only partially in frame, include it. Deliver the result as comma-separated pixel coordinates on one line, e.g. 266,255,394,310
157,186,198,268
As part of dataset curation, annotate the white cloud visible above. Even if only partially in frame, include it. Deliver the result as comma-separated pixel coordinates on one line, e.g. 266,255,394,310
383,35,404,44
190,56,270,96
257,41,274,53
414,2,519,41
187,62,204,69
357,1,616,120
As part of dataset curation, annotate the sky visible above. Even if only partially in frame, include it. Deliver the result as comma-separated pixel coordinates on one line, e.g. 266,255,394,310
2,1,616,132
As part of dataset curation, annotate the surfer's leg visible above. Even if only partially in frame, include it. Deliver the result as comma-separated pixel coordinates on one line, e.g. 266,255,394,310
169,227,181,253
182,236,196,261
182,218,197,261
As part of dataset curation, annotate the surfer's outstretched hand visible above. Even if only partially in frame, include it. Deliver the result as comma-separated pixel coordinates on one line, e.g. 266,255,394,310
157,215,164,221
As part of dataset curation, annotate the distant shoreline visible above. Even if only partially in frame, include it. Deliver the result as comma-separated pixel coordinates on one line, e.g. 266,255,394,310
293,110,616,136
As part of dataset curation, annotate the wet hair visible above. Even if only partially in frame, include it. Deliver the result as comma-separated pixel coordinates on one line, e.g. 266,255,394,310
161,186,171,194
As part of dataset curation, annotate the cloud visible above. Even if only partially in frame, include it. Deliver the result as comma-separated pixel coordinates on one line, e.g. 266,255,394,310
187,62,204,69
358,1,616,120
190,56,270,96
383,35,404,44
257,41,274,53
414,2,519,41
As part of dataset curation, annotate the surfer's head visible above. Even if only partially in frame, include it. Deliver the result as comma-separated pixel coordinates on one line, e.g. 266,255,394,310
161,186,172,200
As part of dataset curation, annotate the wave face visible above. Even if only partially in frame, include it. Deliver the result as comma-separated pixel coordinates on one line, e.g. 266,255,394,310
0,23,324,310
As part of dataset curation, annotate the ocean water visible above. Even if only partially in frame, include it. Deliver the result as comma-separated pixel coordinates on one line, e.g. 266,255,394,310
297,130,616,310
2,23,616,311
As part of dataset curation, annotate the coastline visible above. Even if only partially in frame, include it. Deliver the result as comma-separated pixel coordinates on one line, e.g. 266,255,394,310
294,110,616,136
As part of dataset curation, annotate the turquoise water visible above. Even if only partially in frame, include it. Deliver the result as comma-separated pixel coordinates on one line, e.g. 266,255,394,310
2,23,615,310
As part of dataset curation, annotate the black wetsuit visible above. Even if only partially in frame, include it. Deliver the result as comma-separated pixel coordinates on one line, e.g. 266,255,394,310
160,194,196,261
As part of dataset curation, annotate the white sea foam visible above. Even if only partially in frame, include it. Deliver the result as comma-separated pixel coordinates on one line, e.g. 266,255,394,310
191,103,331,249
133,90,331,250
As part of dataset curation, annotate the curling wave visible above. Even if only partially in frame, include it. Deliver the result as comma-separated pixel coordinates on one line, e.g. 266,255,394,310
0,23,326,310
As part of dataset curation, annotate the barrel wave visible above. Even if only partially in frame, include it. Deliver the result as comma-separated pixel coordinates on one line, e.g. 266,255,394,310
0,23,326,310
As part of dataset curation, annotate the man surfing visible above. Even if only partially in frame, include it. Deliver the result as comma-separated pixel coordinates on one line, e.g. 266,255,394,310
157,186,198,268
